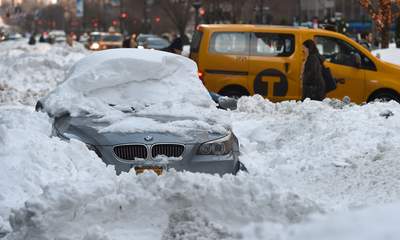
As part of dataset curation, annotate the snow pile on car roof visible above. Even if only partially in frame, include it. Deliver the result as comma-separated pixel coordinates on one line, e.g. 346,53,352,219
0,41,88,105
42,49,214,117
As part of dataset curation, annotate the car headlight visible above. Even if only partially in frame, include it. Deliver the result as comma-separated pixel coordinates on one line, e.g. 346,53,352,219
90,42,100,50
197,132,234,155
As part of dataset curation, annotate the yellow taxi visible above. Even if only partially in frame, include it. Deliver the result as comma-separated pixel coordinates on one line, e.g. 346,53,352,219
88,32,123,51
190,24,400,103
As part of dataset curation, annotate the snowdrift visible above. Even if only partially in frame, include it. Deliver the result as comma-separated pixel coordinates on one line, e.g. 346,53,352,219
2,43,400,239
0,41,88,105
3,98,400,239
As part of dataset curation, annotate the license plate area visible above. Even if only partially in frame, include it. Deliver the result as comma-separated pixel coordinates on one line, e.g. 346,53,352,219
134,166,163,175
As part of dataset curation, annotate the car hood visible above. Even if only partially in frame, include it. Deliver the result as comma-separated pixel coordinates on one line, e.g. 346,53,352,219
55,114,229,146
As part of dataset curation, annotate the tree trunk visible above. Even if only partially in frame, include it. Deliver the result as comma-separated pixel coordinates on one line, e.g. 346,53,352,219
381,25,390,48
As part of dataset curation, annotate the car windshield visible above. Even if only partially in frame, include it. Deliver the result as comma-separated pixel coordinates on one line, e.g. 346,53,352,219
147,37,169,48
102,35,122,42
91,34,101,41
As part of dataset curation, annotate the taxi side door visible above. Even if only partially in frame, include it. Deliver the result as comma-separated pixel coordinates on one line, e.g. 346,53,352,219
248,31,302,101
313,35,366,103
202,31,250,96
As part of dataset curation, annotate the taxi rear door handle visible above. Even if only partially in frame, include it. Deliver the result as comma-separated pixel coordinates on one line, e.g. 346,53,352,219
284,63,290,73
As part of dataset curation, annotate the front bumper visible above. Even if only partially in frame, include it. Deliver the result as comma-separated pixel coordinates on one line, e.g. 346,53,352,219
96,143,240,175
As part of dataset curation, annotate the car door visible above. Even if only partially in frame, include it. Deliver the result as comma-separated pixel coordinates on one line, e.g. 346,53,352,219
248,31,301,101
202,31,250,94
314,35,365,102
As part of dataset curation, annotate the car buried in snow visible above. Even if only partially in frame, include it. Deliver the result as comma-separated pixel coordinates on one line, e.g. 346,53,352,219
36,49,245,175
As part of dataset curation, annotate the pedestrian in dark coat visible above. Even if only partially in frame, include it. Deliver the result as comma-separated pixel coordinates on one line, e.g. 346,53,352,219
28,34,36,45
301,39,326,101
162,37,183,55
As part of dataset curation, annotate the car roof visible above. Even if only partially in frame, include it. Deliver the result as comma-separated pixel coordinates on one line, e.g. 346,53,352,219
198,24,333,34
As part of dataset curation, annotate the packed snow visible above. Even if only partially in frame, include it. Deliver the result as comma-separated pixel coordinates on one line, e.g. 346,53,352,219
1,40,400,240
0,41,88,105
372,43,400,65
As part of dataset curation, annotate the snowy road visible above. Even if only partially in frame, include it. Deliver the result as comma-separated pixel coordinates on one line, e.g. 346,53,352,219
1,41,400,240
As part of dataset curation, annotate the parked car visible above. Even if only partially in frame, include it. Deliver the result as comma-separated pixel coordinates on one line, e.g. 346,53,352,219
36,49,245,175
49,30,66,43
137,34,170,50
87,32,122,50
190,24,400,103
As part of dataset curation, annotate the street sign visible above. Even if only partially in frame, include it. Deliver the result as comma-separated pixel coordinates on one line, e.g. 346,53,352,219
76,0,84,17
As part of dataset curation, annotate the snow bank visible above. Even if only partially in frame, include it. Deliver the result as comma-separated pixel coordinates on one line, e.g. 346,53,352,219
0,107,318,240
42,48,214,118
0,106,117,236
4,97,400,239
372,44,400,65
0,41,88,105
242,202,400,240
3,43,400,239
234,96,400,209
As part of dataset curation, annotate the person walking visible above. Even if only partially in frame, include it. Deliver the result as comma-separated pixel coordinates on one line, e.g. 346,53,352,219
122,35,131,48
359,31,373,51
301,39,326,101
28,34,36,45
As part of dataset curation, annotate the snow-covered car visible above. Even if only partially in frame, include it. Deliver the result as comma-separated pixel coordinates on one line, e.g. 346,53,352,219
36,49,245,175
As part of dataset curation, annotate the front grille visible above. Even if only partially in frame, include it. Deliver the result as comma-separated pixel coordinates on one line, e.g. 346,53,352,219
114,145,147,160
152,144,184,158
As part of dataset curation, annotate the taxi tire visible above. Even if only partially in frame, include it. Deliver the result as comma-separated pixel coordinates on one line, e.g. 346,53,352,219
369,90,400,103
219,86,249,99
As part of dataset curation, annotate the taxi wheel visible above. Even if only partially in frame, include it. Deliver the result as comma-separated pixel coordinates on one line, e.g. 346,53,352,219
219,87,249,99
370,91,400,103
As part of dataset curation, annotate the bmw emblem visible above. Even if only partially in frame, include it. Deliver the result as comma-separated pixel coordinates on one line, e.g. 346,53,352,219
144,136,153,142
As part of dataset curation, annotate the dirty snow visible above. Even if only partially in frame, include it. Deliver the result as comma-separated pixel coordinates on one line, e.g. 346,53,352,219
1,41,400,239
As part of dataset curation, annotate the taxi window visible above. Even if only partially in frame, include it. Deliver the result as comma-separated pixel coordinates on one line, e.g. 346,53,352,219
190,30,203,53
315,36,376,70
251,33,295,57
209,32,249,55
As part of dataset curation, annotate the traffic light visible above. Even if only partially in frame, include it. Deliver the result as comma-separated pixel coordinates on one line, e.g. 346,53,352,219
91,19,98,28
112,19,118,26
155,16,161,23
199,7,206,16
120,12,128,20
